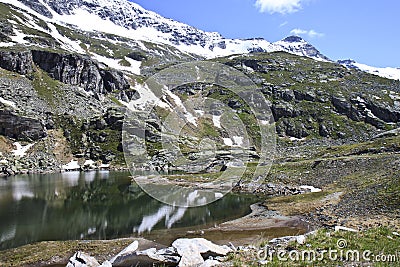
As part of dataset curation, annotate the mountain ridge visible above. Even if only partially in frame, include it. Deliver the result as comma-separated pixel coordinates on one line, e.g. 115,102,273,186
0,0,329,61
2,0,398,81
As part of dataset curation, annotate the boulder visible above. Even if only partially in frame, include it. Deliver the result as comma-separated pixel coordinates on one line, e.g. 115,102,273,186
334,226,358,232
200,259,222,267
112,246,180,267
66,251,100,267
272,102,297,120
366,101,400,123
110,240,139,265
172,238,232,267
319,124,330,137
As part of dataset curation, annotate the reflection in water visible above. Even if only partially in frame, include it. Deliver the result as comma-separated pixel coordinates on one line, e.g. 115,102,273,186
12,180,34,201
0,224,16,243
133,189,227,233
0,172,258,250
134,205,175,234
61,171,81,187
135,166,246,207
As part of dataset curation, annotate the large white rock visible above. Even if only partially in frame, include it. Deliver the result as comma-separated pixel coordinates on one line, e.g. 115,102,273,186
99,261,112,267
110,240,138,264
66,251,100,267
172,238,232,267
296,235,306,245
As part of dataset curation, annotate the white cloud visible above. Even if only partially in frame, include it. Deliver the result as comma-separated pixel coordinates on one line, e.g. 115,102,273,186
290,28,324,38
290,28,307,35
255,0,303,14
279,21,288,27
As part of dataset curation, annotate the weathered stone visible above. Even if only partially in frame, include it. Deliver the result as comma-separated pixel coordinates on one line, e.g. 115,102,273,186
112,245,180,267
101,69,130,92
366,101,400,123
272,102,297,120
319,124,330,137
279,89,295,101
66,251,100,267
110,240,139,265
331,96,363,121
172,238,232,267
200,259,222,267
31,50,130,94
0,110,47,141
0,50,33,75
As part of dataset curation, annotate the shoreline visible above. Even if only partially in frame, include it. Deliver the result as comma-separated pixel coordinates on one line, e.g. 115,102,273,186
0,200,310,267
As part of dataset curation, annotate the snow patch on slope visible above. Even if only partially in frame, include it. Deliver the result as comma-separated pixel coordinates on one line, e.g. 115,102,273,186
339,60,400,81
0,97,17,108
353,62,400,81
91,53,141,75
11,142,34,157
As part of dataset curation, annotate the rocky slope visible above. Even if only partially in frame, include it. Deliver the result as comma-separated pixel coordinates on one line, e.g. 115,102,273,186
0,0,399,177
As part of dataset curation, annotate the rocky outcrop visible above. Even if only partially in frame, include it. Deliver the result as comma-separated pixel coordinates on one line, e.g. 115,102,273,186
0,51,33,75
366,101,400,123
0,21,13,42
66,251,102,267
0,49,130,94
31,50,130,94
172,238,232,267
0,110,46,141
331,96,363,121
17,0,53,18
272,102,300,121
96,238,232,267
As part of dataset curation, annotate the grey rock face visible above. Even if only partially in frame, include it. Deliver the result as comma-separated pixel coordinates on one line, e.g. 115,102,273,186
17,0,53,18
366,101,400,123
0,21,13,42
0,110,46,141
272,102,300,121
331,95,363,121
31,50,130,93
0,51,33,75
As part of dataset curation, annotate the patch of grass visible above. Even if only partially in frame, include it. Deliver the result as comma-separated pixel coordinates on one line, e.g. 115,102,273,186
109,95,123,107
317,135,400,158
118,58,131,67
0,239,140,267
31,68,63,107
228,227,400,267
267,191,331,205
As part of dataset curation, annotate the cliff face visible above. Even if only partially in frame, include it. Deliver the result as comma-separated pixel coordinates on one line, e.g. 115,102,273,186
31,50,130,93
0,50,130,94
0,51,33,75
0,110,46,141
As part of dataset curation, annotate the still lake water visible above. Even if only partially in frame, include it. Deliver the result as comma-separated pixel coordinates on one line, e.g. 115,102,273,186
0,171,260,250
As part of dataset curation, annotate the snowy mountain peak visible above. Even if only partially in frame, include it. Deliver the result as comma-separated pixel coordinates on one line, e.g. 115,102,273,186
2,0,330,61
281,35,306,43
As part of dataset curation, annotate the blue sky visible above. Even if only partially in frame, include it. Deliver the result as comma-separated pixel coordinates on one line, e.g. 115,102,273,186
132,0,399,68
